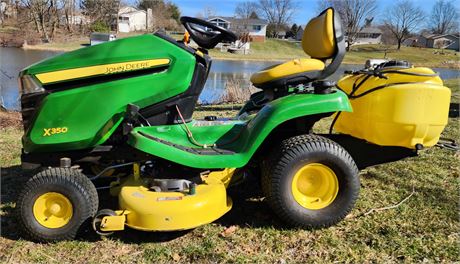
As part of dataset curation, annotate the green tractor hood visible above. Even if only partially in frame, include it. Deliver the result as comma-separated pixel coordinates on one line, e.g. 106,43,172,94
21,34,197,153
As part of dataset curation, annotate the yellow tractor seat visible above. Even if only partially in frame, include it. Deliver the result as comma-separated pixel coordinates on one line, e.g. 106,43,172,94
251,8,345,89
250,58,325,85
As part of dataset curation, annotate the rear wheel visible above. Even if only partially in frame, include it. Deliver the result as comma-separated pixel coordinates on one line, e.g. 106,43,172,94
17,168,98,242
262,134,359,228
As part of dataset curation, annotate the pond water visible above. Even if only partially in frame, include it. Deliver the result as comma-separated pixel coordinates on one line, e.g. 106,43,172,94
1,47,459,110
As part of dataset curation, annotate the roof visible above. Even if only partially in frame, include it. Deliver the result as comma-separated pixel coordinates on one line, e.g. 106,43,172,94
208,16,268,25
422,33,459,40
359,27,382,34
119,6,145,15
432,34,459,39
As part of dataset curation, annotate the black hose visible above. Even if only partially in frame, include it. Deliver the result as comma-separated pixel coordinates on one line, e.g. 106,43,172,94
329,68,439,134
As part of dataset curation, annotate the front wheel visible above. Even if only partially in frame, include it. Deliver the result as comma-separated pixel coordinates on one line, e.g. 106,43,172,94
17,168,99,242
262,134,360,228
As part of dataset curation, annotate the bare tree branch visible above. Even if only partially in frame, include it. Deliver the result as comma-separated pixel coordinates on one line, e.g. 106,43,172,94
235,1,259,19
317,0,377,50
383,0,424,50
257,0,298,37
429,0,459,34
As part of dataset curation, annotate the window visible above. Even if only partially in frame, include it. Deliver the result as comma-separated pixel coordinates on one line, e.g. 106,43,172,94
253,25,261,31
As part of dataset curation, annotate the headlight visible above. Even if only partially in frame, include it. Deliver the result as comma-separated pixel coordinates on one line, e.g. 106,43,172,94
19,75,44,95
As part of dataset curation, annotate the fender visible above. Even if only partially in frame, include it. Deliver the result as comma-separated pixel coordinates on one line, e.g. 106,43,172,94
129,90,351,169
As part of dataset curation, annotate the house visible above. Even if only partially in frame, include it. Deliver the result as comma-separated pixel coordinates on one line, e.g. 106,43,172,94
426,34,459,51
352,27,382,45
207,16,268,42
276,30,286,39
407,34,459,51
402,37,419,47
59,13,89,26
117,6,149,33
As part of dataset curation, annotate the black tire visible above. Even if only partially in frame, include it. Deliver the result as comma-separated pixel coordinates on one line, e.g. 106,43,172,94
262,134,359,228
17,168,99,242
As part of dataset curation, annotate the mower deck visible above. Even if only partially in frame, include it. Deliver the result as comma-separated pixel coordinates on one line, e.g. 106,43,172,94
103,168,236,232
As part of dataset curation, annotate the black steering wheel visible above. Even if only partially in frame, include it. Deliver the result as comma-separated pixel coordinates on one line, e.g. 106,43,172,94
180,16,237,50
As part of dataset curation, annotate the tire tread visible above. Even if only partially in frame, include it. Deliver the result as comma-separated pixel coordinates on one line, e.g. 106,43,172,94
262,134,359,229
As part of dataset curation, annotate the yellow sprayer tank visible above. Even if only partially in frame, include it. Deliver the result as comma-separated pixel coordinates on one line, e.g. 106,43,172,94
334,65,451,149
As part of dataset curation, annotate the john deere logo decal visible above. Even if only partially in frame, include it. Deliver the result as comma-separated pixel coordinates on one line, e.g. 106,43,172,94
105,61,151,74
35,59,170,84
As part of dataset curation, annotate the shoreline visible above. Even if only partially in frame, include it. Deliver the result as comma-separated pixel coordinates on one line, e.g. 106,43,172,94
17,44,460,69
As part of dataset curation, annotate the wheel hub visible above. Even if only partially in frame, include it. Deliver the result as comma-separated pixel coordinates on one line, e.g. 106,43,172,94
291,163,339,210
33,192,73,228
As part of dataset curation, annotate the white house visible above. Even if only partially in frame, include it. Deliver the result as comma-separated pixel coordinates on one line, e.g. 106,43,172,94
405,34,460,51
118,6,147,33
207,16,268,42
352,27,382,45
59,13,89,26
425,34,459,51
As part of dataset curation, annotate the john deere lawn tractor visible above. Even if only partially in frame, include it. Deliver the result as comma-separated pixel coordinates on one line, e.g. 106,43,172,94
16,8,451,242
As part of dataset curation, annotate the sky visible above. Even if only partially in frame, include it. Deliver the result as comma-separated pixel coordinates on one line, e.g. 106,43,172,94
166,0,459,26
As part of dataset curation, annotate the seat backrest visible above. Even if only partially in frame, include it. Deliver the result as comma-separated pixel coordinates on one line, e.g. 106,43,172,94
302,8,345,79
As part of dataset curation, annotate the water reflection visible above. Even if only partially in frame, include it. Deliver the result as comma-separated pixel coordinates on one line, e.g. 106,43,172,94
0,48,60,109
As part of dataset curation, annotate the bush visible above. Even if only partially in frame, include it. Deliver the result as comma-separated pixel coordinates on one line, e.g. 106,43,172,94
90,21,110,33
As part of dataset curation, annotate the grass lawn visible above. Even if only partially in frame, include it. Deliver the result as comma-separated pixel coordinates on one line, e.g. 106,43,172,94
345,44,459,68
210,41,459,68
0,80,459,263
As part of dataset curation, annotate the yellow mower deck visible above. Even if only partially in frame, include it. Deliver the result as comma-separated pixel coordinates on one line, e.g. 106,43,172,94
101,168,236,232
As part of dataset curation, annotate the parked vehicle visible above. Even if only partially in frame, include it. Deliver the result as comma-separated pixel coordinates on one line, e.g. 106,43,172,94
90,33,116,46
16,8,450,241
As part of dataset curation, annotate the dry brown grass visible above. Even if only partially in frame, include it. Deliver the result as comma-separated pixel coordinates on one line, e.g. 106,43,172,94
217,79,259,104
0,109,21,129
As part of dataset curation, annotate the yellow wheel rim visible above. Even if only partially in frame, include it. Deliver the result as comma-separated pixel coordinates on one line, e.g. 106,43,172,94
291,163,339,210
33,192,73,229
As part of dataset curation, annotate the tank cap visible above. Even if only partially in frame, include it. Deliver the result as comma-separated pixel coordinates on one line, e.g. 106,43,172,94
378,60,412,69
313,80,336,94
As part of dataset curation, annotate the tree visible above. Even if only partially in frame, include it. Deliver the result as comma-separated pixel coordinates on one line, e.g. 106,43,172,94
258,0,298,37
430,0,458,34
21,0,60,42
168,2,180,22
286,23,298,38
317,0,377,50
137,0,181,30
383,0,424,50
138,0,162,10
0,1,6,25
62,0,77,33
249,11,259,19
203,6,216,18
81,0,121,32
235,1,259,19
